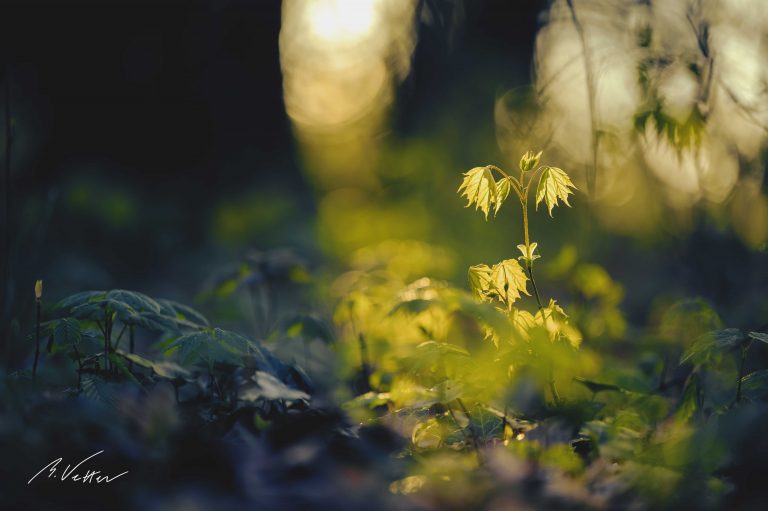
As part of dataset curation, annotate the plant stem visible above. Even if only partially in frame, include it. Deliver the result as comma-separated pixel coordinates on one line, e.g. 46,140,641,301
128,325,134,370
104,312,112,373
526,263,544,310
32,299,41,378
113,323,128,351
736,341,751,403
451,399,482,463
521,198,544,310
501,405,508,442
549,378,561,406
73,343,83,391
457,400,483,458
358,332,371,384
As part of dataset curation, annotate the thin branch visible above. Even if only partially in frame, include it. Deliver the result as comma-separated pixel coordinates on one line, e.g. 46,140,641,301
2,67,11,370
721,83,768,134
566,0,599,198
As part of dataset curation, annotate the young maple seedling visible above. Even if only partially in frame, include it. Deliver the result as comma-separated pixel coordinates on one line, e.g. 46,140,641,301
457,150,578,402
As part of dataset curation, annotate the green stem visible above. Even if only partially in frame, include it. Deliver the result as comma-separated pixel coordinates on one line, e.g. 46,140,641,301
549,378,561,406
501,405,508,442
73,342,83,391
521,198,544,310
526,263,544,310
104,312,112,373
455,399,482,462
113,323,128,351
358,332,371,383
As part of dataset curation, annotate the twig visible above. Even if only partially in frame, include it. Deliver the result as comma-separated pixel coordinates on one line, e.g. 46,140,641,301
32,298,41,378
566,0,599,198
2,67,12,370
736,341,752,404
456,398,483,461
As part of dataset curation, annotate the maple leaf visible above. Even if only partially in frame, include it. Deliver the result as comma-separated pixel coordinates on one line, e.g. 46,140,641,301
458,166,498,220
468,264,493,300
535,299,582,347
490,259,530,309
535,166,576,217
495,178,511,216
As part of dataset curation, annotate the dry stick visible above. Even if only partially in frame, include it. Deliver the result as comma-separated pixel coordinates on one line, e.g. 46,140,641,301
566,0,599,198
2,68,12,370
736,340,752,404
32,298,41,378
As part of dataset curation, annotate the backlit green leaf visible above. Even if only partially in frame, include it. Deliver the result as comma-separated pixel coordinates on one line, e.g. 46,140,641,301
490,259,530,309
458,166,498,220
495,178,511,216
519,150,542,172
468,264,493,300
535,166,576,217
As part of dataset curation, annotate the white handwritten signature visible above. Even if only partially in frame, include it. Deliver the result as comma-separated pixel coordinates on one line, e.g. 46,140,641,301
27,450,129,485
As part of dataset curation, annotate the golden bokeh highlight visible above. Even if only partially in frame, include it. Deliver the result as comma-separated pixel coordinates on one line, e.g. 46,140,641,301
280,0,417,190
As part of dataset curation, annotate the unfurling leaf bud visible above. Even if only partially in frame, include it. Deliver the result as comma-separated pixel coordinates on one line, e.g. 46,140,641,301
519,150,542,172
517,243,541,264
35,280,43,300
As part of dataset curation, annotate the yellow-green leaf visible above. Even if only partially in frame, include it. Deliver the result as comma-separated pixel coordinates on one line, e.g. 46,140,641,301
495,178,511,216
534,299,581,347
490,259,530,309
511,308,536,336
468,264,493,300
458,166,498,220
517,243,541,264
519,150,542,172
535,166,576,217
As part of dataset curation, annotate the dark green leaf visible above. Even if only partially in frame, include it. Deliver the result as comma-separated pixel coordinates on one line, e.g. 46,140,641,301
748,331,768,344
56,291,106,310
574,377,625,394
281,314,334,343
680,328,744,365
116,349,192,381
741,369,768,401
106,289,162,314
54,317,81,348
70,302,106,321
157,299,210,327
240,371,310,402
108,353,143,389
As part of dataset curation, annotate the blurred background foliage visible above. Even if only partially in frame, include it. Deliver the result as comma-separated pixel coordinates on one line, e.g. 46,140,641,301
1,0,768,509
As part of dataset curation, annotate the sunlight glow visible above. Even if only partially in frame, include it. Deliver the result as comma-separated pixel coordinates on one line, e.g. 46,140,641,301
306,0,379,46
280,0,417,189
529,0,768,241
